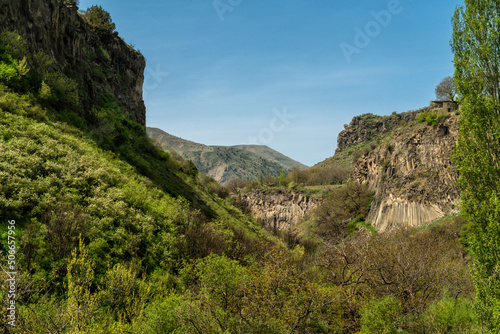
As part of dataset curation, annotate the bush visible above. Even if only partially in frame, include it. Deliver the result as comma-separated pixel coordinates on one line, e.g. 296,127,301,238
135,295,184,334
423,293,477,333
360,295,402,333
0,30,28,60
417,111,449,126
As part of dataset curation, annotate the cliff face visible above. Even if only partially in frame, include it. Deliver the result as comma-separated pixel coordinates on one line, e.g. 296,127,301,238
240,189,321,230
354,115,460,231
0,0,146,125
336,110,426,153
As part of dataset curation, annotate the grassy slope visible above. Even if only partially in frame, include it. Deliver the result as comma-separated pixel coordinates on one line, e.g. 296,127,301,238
0,85,266,280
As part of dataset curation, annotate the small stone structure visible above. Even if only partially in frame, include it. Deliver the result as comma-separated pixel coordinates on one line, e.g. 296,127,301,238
431,100,458,113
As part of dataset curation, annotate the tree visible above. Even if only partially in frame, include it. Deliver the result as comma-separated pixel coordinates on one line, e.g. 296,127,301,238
278,168,286,186
84,5,116,36
435,76,457,101
452,0,500,329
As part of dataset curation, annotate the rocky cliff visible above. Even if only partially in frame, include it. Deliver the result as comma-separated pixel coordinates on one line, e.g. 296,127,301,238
336,110,425,153
0,0,146,125
354,114,460,231
240,189,321,230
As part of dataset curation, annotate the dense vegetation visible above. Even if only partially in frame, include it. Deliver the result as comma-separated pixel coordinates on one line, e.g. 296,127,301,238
452,0,500,330
0,1,496,332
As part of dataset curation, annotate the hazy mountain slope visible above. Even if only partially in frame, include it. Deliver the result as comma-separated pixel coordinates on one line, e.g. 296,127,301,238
229,145,308,170
147,127,307,184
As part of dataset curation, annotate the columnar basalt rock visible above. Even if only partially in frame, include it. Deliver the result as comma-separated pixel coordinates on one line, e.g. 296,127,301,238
0,0,146,126
240,189,321,230
354,115,460,231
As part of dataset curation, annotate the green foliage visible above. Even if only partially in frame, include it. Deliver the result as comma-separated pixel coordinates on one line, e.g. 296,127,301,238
135,294,185,334
0,31,80,109
0,46,30,89
42,71,79,107
423,292,477,333
98,263,150,324
172,250,343,333
417,110,449,126
0,101,192,279
360,295,402,333
0,30,28,59
345,215,375,235
0,11,482,334
96,45,111,62
452,1,500,329
0,84,46,119
84,5,117,36
279,168,287,186
67,237,98,330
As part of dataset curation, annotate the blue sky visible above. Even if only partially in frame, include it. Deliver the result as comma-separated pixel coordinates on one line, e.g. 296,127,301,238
79,0,463,166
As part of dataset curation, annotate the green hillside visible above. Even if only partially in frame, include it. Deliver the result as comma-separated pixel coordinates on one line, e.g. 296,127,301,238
0,2,485,333
147,127,307,184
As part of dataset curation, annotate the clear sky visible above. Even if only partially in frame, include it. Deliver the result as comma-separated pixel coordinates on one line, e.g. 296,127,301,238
79,0,463,166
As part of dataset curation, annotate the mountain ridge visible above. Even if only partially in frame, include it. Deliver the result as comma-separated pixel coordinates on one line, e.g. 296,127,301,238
147,127,307,184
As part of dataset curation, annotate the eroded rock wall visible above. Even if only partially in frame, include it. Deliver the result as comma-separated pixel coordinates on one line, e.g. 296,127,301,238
354,115,460,231
336,110,426,153
0,0,146,125
241,189,321,230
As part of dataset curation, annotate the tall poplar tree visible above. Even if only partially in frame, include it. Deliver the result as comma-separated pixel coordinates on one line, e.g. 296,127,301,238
452,0,500,328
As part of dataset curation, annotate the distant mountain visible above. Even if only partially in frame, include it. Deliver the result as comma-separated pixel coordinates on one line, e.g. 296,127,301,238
147,127,308,184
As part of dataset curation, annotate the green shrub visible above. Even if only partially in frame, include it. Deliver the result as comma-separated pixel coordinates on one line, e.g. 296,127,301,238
98,263,150,324
135,295,185,334
0,30,28,59
417,111,449,126
360,295,402,333
96,45,111,62
346,215,365,234
423,293,477,333
42,71,79,107
0,53,29,88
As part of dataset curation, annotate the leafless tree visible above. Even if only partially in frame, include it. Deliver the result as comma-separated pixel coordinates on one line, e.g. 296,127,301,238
435,76,457,101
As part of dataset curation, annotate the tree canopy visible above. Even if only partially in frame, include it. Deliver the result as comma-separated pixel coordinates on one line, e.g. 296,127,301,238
452,0,500,329
83,5,116,36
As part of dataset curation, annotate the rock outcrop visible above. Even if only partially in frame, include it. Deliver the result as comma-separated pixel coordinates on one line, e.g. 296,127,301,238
240,189,321,230
354,114,460,231
336,110,426,153
0,0,146,125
